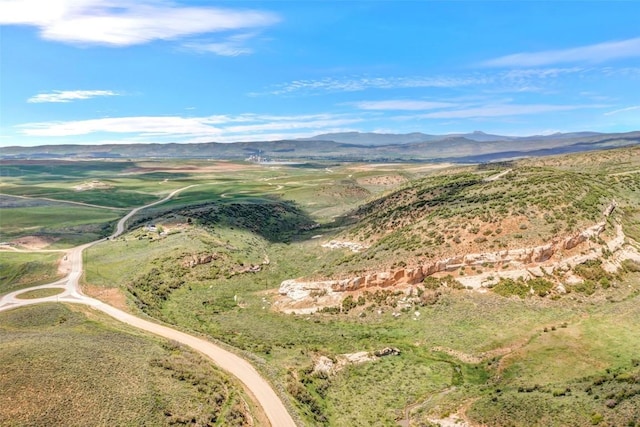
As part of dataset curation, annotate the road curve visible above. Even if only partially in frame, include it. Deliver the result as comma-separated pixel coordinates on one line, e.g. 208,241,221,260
110,185,199,238
0,185,297,427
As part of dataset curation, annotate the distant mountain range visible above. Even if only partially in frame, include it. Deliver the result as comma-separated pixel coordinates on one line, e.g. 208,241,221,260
298,130,604,145
2,131,639,163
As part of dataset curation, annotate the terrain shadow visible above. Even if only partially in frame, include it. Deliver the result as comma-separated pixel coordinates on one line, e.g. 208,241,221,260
163,197,319,243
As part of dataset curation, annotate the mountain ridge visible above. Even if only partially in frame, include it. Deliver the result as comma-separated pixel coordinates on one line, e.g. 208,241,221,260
2,130,638,163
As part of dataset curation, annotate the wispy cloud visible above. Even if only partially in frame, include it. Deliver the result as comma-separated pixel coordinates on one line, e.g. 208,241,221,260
254,75,490,96
183,33,259,57
0,0,279,48
481,37,640,68
254,67,598,97
27,89,119,103
418,103,607,119
501,67,585,80
604,105,640,116
353,100,454,110
16,113,364,142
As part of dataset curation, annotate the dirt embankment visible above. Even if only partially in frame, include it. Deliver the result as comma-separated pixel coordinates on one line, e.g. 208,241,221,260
276,203,639,313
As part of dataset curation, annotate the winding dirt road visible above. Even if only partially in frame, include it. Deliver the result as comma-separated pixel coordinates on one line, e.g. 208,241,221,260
0,186,297,427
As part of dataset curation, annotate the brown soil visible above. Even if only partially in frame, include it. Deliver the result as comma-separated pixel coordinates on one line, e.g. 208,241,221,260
73,181,113,191
11,236,58,250
357,175,407,186
57,254,71,276
83,285,130,312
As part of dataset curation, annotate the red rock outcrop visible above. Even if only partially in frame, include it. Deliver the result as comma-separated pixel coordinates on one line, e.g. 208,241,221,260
278,219,611,300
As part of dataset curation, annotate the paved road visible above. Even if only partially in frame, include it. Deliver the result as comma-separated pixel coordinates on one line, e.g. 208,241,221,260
0,186,297,427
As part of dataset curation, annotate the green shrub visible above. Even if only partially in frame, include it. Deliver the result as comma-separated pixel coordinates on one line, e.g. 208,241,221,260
492,278,529,299
571,279,597,296
591,412,604,425
341,295,357,312
423,276,441,290
529,278,555,297
574,260,610,283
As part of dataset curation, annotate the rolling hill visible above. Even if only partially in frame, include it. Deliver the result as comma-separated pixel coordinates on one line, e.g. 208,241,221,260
2,131,639,163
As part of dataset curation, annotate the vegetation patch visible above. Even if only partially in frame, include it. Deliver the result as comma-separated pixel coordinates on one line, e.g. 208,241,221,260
174,200,317,243
491,278,531,298
0,251,63,294
6,148,640,425
0,304,253,427
15,287,64,299
0,206,119,245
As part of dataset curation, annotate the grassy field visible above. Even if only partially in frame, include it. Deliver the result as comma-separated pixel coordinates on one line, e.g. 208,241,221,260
0,303,259,427
0,206,121,246
0,252,63,294
4,148,640,426
84,214,640,425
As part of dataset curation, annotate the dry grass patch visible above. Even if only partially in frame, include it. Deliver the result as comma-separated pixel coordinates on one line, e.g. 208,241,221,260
0,304,256,427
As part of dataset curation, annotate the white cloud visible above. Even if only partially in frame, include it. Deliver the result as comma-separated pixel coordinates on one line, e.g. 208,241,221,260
19,116,221,137
27,89,119,103
604,105,640,116
15,113,364,142
482,37,640,68
224,118,361,134
353,100,454,110
0,0,279,47
187,128,359,143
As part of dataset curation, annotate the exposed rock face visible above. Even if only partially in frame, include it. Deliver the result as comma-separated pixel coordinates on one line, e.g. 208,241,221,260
321,240,369,253
312,349,400,376
603,200,617,217
313,356,335,376
563,222,605,250
341,351,375,364
278,218,619,301
182,253,218,268
279,279,336,300
374,347,401,357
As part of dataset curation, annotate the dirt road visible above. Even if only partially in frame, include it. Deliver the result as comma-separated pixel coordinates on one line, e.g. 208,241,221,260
0,186,297,427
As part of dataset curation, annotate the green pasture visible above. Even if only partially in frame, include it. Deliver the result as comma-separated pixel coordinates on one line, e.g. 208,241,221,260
0,206,121,245
1,181,162,208
0,161,133,180
0,251,63,294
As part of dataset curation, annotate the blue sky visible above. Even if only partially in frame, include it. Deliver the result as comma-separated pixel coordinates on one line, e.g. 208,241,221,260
1,1,639,147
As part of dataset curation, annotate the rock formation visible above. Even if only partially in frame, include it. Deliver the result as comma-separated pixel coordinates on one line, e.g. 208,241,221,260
182,253,219,268
278,205,633,304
